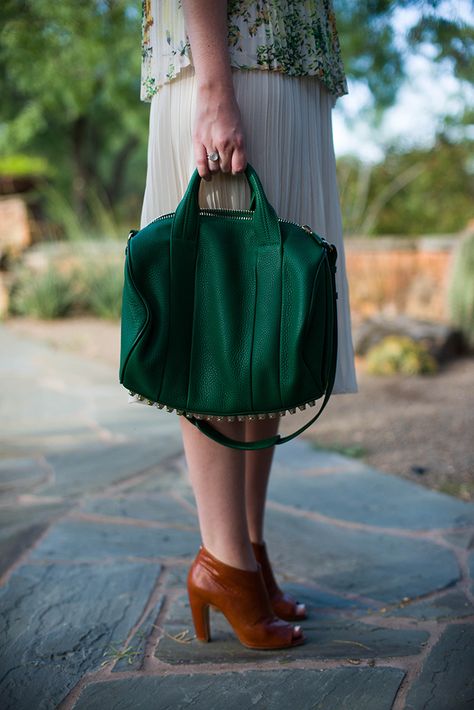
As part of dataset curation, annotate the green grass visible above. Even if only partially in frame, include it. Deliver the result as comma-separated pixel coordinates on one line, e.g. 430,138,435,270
308,440,369,458
436,481,474,502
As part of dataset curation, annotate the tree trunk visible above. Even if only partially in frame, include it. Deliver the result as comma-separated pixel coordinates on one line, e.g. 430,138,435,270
71,116,90,220
105,136,140,206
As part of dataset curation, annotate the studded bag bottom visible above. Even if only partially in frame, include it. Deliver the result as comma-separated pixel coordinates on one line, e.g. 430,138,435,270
127,390,318,422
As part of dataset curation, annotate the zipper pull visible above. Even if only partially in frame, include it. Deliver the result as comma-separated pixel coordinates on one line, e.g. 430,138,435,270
126,229,138,255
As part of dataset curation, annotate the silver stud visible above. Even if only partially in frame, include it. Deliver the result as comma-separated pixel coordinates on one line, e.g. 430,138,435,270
247,415,257,421
257,413,267,420
136,395,144,401
298,404,306,411
128,390,135,396
279,411,286,417
237,415,246,422
176,409,184,415
165,406,174,413
308,400,316,407
194,414,204,420
205,415,214,421
226,416,236,422
147,399,154,405
288,407,296,414
186,413,193,419
216,416,224,421
268,412,277,419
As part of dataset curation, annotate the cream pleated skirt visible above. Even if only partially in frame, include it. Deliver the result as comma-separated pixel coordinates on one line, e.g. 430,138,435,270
128,65,358,409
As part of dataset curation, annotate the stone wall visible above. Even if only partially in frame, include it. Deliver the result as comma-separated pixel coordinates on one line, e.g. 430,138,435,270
344,236,457,325
0,203,463,327
0,195,31,260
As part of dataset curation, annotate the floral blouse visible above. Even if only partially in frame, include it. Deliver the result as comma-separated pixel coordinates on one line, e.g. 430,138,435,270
141,0,349,103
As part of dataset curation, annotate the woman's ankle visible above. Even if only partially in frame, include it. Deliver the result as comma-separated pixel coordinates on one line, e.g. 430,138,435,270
202,540,258,572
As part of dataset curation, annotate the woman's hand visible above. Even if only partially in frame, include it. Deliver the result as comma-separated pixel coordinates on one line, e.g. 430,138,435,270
193,82,247,182
182,0,247,181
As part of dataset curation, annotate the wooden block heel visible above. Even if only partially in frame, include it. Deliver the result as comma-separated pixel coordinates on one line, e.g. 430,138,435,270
188,593,211,642
187,544,306,650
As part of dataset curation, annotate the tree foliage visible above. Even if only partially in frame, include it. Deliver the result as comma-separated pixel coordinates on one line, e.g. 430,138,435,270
337,132,474,235
0,0,472,235
0,0,147,226
334,0,473,112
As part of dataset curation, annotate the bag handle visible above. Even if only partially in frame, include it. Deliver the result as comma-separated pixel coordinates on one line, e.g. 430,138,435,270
171,162,280,248
187,247,339,450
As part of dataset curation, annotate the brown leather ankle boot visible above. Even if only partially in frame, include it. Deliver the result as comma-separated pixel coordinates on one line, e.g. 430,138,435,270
187,544,305,650
251,541,307,621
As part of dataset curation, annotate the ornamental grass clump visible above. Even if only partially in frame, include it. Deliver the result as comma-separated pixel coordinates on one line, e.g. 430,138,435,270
365,335,438,375
9,265,77,319
73,261,123,320
9,258,124,320
447,230,474,350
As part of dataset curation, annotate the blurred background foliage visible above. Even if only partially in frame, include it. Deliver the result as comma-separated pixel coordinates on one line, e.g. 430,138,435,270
0,0,147,238
338,135,473,235
335,0,473,112
0,0,472,239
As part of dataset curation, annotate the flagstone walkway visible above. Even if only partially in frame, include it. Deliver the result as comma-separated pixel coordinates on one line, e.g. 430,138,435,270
0,324,473,710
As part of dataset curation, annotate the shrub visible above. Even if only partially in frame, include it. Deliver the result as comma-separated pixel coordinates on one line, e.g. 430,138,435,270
446,230,474,350
9,266,77,319
0,154,52,178
8,248,124,320
72,261,123,320
365,335,438,375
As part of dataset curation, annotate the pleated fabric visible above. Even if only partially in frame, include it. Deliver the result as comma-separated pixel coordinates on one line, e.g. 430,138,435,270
128,65,358,407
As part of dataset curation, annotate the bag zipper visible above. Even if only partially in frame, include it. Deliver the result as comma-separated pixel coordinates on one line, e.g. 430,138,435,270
127,209,332,251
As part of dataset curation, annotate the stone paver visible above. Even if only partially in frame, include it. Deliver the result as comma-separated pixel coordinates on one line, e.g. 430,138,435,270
74,668,406,710
386,589,474,621
405,624,474,710
154,593,429,665
79,492,197,526
0,322,473,710
267,458,474,529
0,501,71,577
264,508,460,603
30,518,199,561
0,562,161,710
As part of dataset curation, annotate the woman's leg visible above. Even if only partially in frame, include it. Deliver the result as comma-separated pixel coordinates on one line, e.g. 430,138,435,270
181,415,279,563
182,414,304,642
180,416,257,571
244,418,280,544
244,419,307,619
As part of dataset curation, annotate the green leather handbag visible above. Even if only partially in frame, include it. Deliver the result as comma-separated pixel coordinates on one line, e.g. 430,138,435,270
119,163,338,450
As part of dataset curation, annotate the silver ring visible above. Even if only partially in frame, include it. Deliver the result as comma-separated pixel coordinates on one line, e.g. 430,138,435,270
207,151,219,162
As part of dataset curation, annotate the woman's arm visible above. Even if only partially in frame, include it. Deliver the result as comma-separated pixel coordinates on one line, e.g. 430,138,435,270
181,0,247,180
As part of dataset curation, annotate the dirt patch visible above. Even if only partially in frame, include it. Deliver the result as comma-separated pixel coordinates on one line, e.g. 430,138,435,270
283,356,474,502
7,315,121,368
6,315,474,502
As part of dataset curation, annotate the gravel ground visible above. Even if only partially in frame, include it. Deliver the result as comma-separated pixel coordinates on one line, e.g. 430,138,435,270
6,316,474,502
